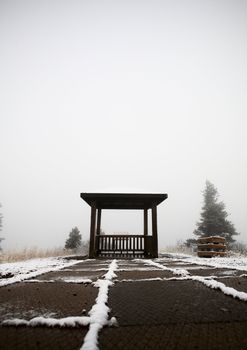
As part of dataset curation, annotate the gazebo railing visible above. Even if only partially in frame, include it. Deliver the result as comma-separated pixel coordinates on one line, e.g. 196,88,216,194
95,234,153,258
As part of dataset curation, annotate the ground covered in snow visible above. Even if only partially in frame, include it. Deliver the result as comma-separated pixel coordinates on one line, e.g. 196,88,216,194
160,252,247,271
0,257,82,287
1,253,247,349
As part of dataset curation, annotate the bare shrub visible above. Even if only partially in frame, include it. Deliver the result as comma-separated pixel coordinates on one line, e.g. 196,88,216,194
229,241,247,256
160,240,197,255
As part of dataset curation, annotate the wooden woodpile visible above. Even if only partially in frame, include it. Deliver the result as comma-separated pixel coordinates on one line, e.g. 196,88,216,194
197,236,227,257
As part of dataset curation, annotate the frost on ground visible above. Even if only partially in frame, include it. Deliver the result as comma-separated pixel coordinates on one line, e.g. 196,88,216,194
154,254,247,302
80,259,118,350
158,253,247,271
2,254,247,349
2,315,91,327
0,257,83,287
143,259,190,277
1,258,119,350
24,277,93,284
190,275,247,302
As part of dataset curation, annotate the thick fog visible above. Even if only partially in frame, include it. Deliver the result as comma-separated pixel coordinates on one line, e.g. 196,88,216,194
1,0,247,250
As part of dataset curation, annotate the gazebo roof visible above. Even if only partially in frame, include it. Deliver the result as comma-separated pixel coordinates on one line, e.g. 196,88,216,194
80,192,168,210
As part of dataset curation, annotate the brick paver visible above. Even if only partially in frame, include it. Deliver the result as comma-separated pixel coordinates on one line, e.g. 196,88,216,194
0,282,97,322
1,257,247,349
108,279,247,326
100,322,247,350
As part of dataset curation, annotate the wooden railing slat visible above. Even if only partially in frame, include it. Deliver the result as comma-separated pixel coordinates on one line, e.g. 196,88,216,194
96,234,148,257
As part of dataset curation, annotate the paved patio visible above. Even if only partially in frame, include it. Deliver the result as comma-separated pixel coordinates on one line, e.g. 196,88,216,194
1,257,247,349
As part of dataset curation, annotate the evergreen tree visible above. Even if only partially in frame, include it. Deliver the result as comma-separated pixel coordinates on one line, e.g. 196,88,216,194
194,180,239,243
65,227,82,250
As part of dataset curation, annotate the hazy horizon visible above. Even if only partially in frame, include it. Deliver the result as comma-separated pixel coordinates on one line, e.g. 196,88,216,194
1,0,247,251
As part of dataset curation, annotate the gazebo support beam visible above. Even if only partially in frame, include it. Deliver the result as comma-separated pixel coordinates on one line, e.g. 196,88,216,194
96,208,102,235
152,205,158,258
144,209,148,236
89,203,97,258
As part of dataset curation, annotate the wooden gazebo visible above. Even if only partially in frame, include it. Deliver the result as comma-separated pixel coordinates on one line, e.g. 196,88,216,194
80,192,168,258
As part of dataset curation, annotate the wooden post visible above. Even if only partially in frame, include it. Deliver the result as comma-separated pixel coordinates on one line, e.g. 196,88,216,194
144,208,148,257
152,205,158,258
96,208,102,235
144,209,148,236
89,203,97,258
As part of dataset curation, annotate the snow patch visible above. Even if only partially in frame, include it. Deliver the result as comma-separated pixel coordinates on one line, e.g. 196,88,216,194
61,278,92,284
1,259,119,343
191,276,247,302
2,316,90,327
117,267,161,272
25,278,93,284
117,277,163,282
0,257,83,287
62,268,108,272
144,259,190,277
102,260,118,280
80,259,118,350
159,254,247,272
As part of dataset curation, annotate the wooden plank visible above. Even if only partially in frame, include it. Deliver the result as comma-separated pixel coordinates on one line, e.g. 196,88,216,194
198,251,227,257
198,244,226,250
89,204,97,258
140,237,143,250
198,236,226,244
152,205,158,258
105,236,107,251
96,209,102,235
144,209,148,236
133,237,136,255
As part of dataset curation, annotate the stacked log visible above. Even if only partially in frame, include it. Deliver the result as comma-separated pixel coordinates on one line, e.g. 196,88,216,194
197,236,226,257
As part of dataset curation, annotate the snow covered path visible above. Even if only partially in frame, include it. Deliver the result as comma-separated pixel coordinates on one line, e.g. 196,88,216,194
0,257,83,287
158,253,247,272
1,254,247,350
143,257,247,302
1,257,119,350
80,260,118,350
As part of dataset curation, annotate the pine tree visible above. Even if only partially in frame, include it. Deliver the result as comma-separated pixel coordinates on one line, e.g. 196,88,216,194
194,180,239,243
65,227,82,250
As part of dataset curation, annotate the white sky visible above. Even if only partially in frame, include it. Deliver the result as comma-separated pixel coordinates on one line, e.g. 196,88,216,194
1,0,247,250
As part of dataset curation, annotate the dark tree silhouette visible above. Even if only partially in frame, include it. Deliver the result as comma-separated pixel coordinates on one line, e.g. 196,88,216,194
194,180,239,244
65,227,82,250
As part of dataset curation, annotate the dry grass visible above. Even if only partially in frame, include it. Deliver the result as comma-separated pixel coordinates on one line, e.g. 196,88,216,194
160,244,196,255
0,247,70,263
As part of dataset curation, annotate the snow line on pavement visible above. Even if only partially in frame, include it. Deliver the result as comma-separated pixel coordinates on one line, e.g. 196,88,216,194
190,275,247,302
143,259,190,277
117,277,163,282
117,267,161,272
0,257,85,287
102,259,118,280
80,259,118,350
2,316,91,327
24,278,93,284
116,276,191,283
144,259,247,302
62,268,109,272
1,259,119,334
158,254,247,272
